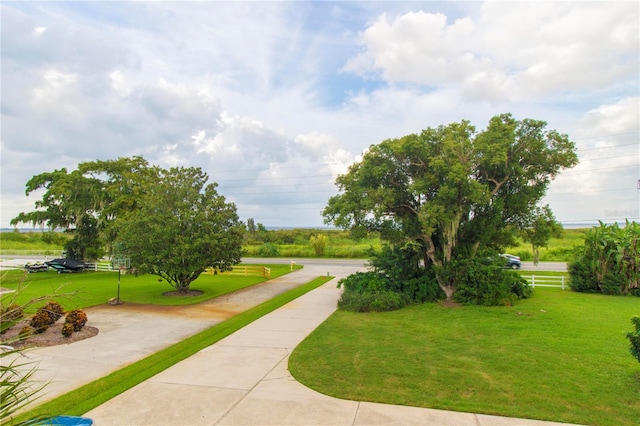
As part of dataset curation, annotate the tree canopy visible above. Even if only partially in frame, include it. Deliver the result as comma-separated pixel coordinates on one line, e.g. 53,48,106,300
10,156,152,260
112,166,244,293
12,157,245,294
323,114,578,299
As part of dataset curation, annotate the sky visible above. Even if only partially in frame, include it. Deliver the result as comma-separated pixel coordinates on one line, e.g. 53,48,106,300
1,1,639,230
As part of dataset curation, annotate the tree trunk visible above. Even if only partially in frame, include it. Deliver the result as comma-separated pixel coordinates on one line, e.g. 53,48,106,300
440,283,455,301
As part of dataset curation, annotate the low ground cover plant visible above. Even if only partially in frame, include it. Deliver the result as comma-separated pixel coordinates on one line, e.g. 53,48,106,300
290,287,640,426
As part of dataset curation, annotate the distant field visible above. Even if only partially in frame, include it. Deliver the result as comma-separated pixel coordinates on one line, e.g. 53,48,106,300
505,228,586,261
1,228,587,261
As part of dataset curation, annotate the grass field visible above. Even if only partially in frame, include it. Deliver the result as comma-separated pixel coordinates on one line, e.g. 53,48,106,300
0,263,302,312
505,228,587,261
289,287,640,426
1,227,586,260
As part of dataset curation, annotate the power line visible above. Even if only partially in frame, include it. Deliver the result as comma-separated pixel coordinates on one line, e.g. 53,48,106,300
572,132,639,141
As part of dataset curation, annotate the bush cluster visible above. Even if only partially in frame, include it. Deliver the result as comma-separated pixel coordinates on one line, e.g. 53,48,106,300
338,245,532,312
62,309,88,337
29,301,65,333
450,259,532,306
337,245,445,312
256,242,280,257
569,221,639,296
1,304,24,322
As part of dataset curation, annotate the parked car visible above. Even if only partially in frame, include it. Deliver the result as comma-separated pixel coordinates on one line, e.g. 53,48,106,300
500,254,521,269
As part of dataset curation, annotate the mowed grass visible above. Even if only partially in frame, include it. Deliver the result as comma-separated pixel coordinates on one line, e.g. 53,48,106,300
289,288,640,426
0,264,302,312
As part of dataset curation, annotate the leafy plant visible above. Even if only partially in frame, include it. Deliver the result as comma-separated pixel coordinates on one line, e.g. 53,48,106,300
451,259,531,306
61,322,75,338
29,311,53,334
309,234,329,256
569,220,639,296
628,316,640,363
64,309,88,332
257,243,280,257
41,301,65,323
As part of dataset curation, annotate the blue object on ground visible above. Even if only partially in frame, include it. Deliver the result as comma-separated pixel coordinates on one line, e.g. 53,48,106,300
35,416,93,425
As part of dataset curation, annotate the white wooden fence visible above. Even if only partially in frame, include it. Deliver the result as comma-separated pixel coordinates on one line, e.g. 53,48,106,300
523,275,566,290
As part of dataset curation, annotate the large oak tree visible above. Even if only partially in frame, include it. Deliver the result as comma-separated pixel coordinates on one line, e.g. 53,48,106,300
323,114,578,299
11,156,152,260
112,166,245,293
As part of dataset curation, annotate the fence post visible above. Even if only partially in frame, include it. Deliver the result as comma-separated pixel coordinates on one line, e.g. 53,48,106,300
561,276,565,290
531,275,535,288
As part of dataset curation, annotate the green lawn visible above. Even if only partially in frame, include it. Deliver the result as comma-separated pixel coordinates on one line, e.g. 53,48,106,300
0,264,302,312
289,288,640,426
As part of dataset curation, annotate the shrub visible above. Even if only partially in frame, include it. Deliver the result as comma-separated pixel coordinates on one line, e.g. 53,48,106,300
452,259,531,306
1,304,24,322
403,275,445,303
18,326,33,339
338,290,409,312
627,316,640,363
569,221,639,296
65,309,88,332
29,311,53,334
28,301,65,333
61,323,75,338
337,271,388,294
41,301,65,323
568,256,599,293
257,243,280,257
309,234,329,256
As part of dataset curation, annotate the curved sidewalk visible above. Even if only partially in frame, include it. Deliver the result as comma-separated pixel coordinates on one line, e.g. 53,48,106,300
84,275,579,425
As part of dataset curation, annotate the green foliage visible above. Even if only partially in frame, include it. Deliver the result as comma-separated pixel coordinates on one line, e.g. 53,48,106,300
10,157,155,260
113,166,245,293
452,259,532,306
324,114,578,299
0,231,69,253
336,245,445,312
338,290,408,312
627,316,640,363
257,243,280,257
569,221,639,296
309,234,329,256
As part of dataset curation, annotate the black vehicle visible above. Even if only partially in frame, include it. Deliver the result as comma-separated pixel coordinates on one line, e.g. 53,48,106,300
45,258,88,274
500,254,521,269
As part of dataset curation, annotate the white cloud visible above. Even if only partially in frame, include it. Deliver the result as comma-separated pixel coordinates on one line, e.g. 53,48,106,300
546,97,640,223
345,2,638,103
1,1,638,228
